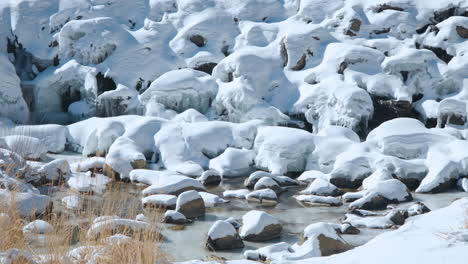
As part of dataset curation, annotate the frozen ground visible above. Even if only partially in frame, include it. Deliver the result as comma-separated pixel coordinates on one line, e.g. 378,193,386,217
1,0,468,263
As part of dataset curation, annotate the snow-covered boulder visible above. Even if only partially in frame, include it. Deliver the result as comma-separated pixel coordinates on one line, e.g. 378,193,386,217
209,148,255,177
206,220,244,251
140,69,218,114
175,190,205,218
349,179,412,210
131,170,205,196
0,136,47,160
0,189,51,218
295,195,342,207
23,220,53,234
155,120,260,174
87,217,154,240
300,179,343,197
36,158,71,184
245,189,278,204
163,210,191,225
254,177,282,194
295,223,350,257
240,210,282,241
254,126,315,175
142,194,177,209
59,17,136,65
198,170,222,186
199,192,229,207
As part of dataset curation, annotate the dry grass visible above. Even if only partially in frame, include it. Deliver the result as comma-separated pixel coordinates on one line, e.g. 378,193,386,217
0,182,170,264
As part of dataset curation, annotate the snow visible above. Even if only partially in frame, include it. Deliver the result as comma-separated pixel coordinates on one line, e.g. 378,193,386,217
0,135,47,160
293,198,468,264
209,148,255,177
140,69,218,114
223,189,250,199
295,195,342,206
246,188,278,203
67,171,110,194
87,217,150,239
208,220,238,240
254,126,315,175
0,54,28,123
198,192,229,207
240,210,280,238
71,157,106,172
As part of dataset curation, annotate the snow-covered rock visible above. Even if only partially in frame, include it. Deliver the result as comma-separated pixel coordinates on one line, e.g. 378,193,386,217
23,220,53,234
61,196,81,210
140,69,218,114
0,135,47,160
240,210,282,241
175,190,205,219
131,170,205,196
198,170,222,186
198,192,229,207
142,194,177,209
164,210,191,225
206,220,244,251
209,148,255,177
300,179,342,197
245,189,278,204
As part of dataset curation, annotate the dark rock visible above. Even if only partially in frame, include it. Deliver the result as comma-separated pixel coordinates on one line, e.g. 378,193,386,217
175,190,205,219
375,4,404,13
456,26,468,38
189,34,206,47
317,234,351,256
193,62,217,75
388,210,409,225
242,223,282,242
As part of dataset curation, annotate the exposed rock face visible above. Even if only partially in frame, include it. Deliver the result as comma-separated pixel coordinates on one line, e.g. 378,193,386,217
175,190,205,219
198,170,222,186
456,26,468,38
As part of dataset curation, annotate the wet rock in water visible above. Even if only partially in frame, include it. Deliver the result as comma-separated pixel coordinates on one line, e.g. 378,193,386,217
23,220,53,235
245,189,278,204
388,209,409,225
254,177,282,194
142,194,177,209
407,202,431,216
175,190,205,219
240,210,282,242
163,210,192,225
300,178,343,197
349,193,390,210
296,194,342,206
206,220,244,251
198,170,222,186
